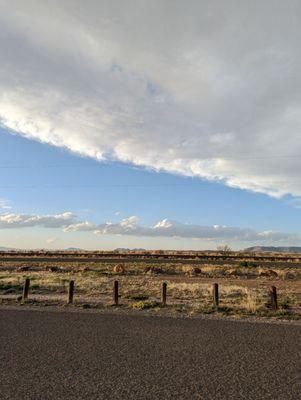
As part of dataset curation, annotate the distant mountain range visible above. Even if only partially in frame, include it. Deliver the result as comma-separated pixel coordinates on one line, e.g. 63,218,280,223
0,246,15,251
245,246,301,253
1,245,301,254
0,246,84,252
64,247,84,251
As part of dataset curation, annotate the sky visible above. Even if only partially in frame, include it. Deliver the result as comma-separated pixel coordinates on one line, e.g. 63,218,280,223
1,0,301,250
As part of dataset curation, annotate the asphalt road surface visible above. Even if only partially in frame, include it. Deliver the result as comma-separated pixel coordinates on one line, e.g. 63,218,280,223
1,309,300,400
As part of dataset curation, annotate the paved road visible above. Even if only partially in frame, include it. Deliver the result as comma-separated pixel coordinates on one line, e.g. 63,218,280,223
1,309,300,399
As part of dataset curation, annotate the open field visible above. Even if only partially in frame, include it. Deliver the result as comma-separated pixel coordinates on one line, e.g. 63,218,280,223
3,249,301,264
1,251,300,320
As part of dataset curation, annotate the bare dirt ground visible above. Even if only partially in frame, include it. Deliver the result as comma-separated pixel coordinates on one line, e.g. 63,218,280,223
1,252,300,321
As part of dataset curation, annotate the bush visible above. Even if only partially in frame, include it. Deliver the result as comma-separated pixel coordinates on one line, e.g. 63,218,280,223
278,296,295,310
113,264,125,274
0,283,23,292
132,300,160,310
145,266,163,274
239,261,249,267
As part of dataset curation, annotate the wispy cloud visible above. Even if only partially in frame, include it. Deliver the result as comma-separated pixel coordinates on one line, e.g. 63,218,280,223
46,236,59,244
286,197,301,210
0,211,297,243
1,1,301,197
0,199,11,210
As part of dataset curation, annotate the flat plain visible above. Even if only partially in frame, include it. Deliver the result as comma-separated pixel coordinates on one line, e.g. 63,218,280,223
0,251,300,320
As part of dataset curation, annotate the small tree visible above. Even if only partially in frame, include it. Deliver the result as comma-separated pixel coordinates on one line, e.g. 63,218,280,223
217,244,232,255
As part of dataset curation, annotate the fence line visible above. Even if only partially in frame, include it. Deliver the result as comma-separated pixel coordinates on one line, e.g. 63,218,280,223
18,278,281,311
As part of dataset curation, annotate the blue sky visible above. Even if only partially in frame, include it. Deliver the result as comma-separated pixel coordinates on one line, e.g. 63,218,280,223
1,127,301,250
1,1,301,249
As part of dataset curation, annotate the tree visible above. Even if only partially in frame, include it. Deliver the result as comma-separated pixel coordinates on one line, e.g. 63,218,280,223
217,244,232,255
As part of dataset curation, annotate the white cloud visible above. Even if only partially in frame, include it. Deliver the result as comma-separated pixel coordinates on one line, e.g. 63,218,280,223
0,199,12,210
67,215,300,243
0,212,76,229
46,236,59,244
154,219,173,229
1,1,301,197
286,197,301,209
0,211,299,243
64,221,97,232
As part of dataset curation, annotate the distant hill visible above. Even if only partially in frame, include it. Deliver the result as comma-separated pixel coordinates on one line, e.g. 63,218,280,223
64,247,84,251
245,246,301,253
0,246,16,251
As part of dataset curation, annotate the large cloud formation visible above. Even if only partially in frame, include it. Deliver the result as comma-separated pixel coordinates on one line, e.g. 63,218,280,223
0,212,76,229
1,1,301,197
0,212,298,243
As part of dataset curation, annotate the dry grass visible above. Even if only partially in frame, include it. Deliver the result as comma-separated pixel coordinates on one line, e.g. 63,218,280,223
0,260,300,320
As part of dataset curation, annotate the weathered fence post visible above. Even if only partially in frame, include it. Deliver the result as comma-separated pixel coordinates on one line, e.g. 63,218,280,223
67,280,74,304
212,283,219,307
113,280,119,306
22,278,30,301
270,286,278,311
161,282,167,306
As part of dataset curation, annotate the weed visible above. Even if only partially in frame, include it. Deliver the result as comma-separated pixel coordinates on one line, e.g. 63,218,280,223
125,293,149,301
0,283,23,292
239,261,249,267
240,290,261,313
275,310,300,320
278,295,296,310
216,306,235,314
198,305,215,314
81,303,91,309
132,300,160,310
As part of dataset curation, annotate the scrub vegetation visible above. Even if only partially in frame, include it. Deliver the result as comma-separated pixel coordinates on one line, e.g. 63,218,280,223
0,251,300,320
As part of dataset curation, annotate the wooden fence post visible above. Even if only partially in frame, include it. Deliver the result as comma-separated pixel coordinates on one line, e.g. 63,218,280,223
161,282,167,306
22,278,30,301
212,283,219,307
67,280,74,304
270,286,278,311
113,280,119,306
